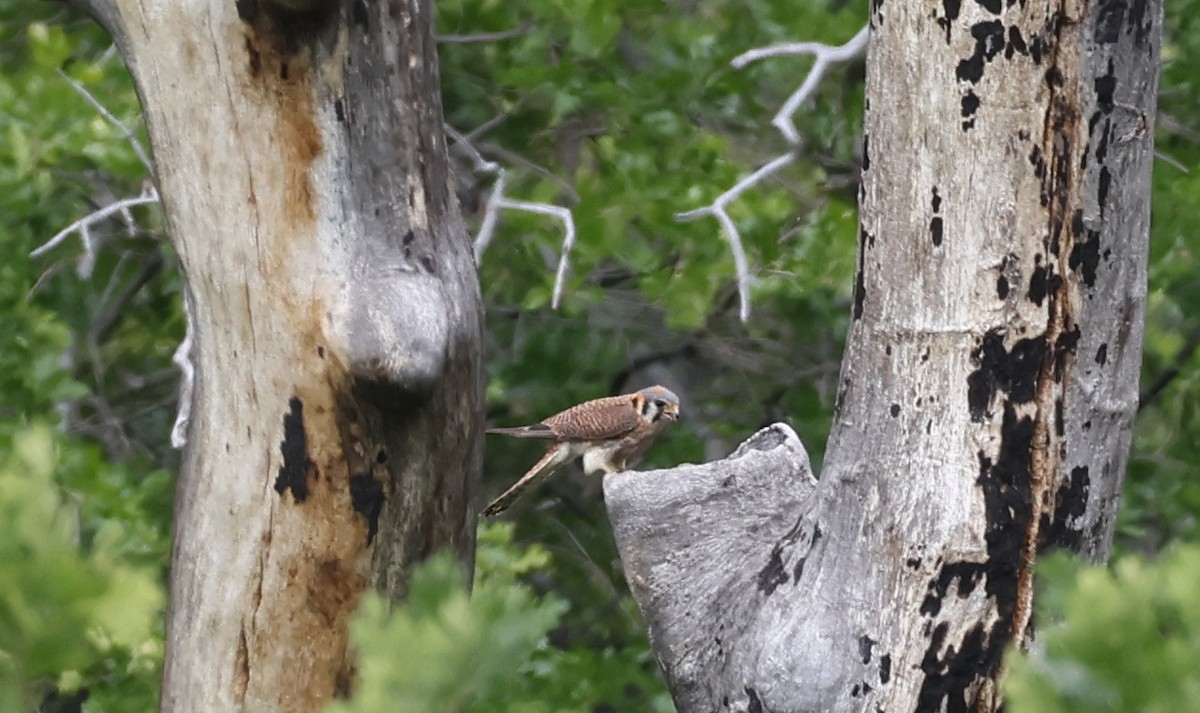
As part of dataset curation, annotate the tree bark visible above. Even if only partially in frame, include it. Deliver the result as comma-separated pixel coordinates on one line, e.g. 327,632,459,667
70,0,484,711
606,0,1161,711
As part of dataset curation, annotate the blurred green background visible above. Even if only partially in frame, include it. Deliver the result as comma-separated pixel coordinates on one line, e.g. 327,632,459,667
1,0,1197,710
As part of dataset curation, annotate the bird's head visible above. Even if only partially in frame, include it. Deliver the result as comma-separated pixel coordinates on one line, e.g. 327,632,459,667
636,385,681,424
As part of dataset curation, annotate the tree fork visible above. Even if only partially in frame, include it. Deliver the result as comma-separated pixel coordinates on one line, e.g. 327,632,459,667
68,0,484,711
606,0,1160,711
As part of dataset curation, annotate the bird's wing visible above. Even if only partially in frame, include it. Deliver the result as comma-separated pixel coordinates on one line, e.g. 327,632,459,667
541,393,642,441
485,423,559,439
483,443,575,516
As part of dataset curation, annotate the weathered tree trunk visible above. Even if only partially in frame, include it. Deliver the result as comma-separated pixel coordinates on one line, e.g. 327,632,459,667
69,0,483,711
607,0,1161,711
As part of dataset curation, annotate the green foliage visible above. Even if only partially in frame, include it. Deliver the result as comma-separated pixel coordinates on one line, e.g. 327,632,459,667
1005,547,1200,712
330,523,671,713
0,425,164,713
0,0,1198,708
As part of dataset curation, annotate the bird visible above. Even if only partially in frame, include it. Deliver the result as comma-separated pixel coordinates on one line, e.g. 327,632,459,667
482,385,681,516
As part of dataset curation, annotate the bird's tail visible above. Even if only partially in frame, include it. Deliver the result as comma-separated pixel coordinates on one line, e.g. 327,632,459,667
483,443,573,516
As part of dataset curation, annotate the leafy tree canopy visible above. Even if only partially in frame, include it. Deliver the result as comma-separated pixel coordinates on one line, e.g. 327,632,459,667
0,0,1197,709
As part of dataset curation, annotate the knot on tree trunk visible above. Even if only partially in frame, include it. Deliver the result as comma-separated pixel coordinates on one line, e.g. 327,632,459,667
603,423,817,713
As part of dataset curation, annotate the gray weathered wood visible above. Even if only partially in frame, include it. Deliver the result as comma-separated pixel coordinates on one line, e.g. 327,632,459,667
606,425,817,713
67,0,483,711
605,0,1161,710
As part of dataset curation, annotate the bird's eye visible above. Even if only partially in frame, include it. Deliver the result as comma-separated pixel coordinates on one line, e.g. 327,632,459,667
653,400,666,409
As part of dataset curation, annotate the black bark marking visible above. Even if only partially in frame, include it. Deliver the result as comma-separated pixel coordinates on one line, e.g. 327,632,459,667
1094,116,1112,163
334,99,345,123
745,687,763,713
939,0,962,42
917,407,1032,710
352,0,369,28
862,134,870,171
375,448,388,464
402,229,415,246
880,654,892,684
956,21,1005,84
1095,60,1117,112
1045,65,1064,89
1040,466,1090,551
1029,32,1048,65
907,557,922,569
420,256,436,274
275,397,313,502
853,231,869,319
1094,0,1125,43
859,634,877,664
757,548,789,595
920,562,984,617
1054,325,1081,381
1068,230,1101,287
930,217,945,245
931,186,942,213
1006,25,1028,58
960,91,980,132
349,472,385,545
1095,343,1108,365
1097,166,1112,217
974,0,1001,14
245,38,263,78
916,622,991,713
996,274,1009,300
1127,0,1154,46
236,0,259,22
1028,262,1050,306
966,331,1046,421
890,403,901,417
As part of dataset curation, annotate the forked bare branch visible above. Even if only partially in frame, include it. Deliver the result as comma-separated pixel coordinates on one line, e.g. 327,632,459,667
678,24,870,322
31,183,160,278
731,25,871,146
446,123,577,309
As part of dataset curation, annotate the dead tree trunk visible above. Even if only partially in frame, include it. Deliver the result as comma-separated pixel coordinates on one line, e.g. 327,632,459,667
606,0,1161,711
68,0,483,711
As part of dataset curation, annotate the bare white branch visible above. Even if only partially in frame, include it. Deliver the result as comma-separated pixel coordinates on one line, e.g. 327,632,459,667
446,123,577,309
1154,149,1190,173
494,197,576,310
31,184,161,278
436,25,529,44
171,289,196,449
57,68,154,172
678,25,870,321
677,153,796,322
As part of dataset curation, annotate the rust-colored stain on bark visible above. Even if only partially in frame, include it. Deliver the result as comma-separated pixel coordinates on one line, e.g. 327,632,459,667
308,559,368,627
239,2,325,229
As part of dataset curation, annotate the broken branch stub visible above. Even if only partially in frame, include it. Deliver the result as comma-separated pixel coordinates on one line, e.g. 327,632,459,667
604,423,817,713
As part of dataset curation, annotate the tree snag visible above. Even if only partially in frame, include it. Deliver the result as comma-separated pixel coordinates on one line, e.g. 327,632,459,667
606,0,1161,711
67,0,484,711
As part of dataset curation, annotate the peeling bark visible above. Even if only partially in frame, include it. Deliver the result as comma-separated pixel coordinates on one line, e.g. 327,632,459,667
606,0,1160,711
68,0,483,711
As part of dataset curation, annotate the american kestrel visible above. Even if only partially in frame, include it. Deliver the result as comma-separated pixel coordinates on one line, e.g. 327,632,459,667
483,385,681,516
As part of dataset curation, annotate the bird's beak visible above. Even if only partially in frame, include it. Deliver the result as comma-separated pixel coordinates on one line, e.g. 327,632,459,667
666,408,679,421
